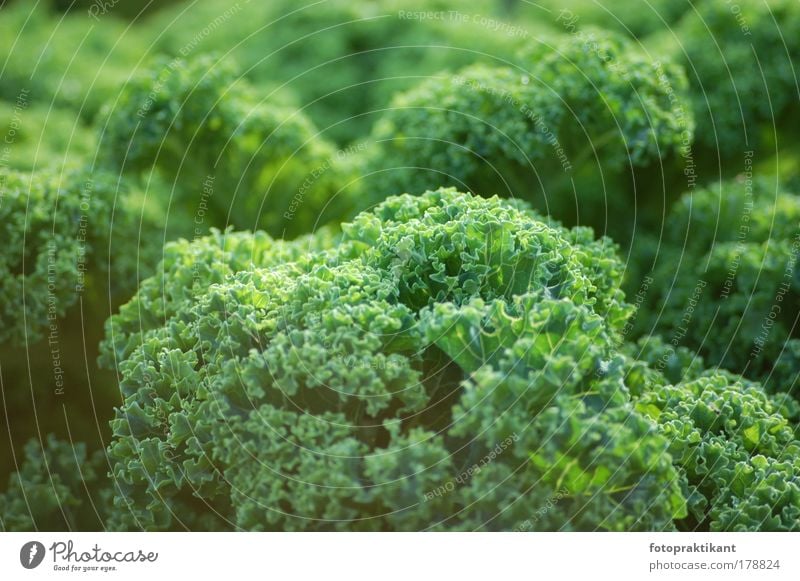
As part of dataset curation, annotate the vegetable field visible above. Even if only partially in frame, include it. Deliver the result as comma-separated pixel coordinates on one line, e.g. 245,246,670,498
1,0,799,532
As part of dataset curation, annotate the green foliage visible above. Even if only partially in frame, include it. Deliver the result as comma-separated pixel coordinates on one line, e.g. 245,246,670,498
99,189,688,530
100,55,352,239
436,297,684,531
145,0,542,144
361,30,692,237
636,374,800,531
0,435,108,531
634,177,800,397
0,104,96,172
0,166,157,346
0,166,160,481
665,0,800,154
530,0,691,38
1,0,799,535
0,2,145,121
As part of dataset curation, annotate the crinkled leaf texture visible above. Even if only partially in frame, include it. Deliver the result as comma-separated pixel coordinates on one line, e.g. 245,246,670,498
102,188,689,531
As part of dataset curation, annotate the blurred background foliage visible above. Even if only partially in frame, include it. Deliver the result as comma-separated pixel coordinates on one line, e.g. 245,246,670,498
1,0,798,530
